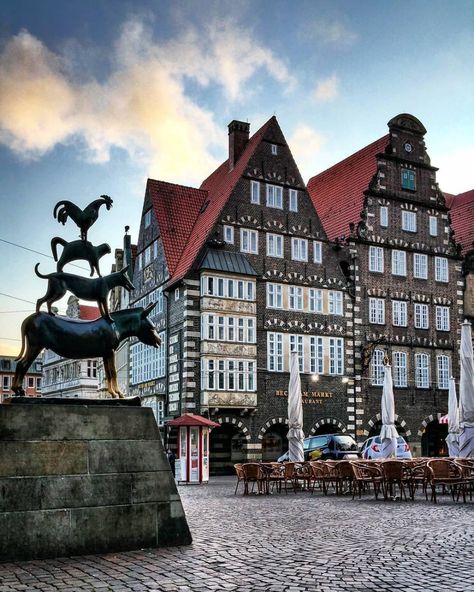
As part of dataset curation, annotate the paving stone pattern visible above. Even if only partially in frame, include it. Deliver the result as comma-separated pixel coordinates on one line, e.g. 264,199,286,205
1,476,473,592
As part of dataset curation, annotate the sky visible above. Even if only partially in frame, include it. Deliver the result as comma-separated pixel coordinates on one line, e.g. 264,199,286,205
0,0,473,355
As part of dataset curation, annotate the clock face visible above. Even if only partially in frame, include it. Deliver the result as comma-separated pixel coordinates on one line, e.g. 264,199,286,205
404,142,413,153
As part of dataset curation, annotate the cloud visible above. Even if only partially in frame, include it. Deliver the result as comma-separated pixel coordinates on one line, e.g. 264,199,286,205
313,75,338,102
436,147,474,195
0,18,295,183
302,17,357,47
288,125,324,183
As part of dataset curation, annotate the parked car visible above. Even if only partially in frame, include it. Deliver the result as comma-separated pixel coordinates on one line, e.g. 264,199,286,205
360,435,412,460
277,434,361,462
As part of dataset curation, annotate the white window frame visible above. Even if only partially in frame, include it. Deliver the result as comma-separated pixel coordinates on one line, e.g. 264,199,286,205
2,375,9,391
266,233,284,258
291,238,308,262
369,246,384,273
289,286,304,311
289,335,304,372
371,349,385,386
309,288,323,313
380,206,388,228
436,306,450,331
289,189,298,212
402,210,417,232
240,228,258,254
414,303,429,329
310,336,324,374
174,288,180,301
415,353,430,388
267,283,283,309
393,352,408,387
369,298,385,325
313,241,322,264
429,216,438,237
413,253,428,279
271,144,278,155
392,300,408,327
329,337,344,376
437,355,450,390
435,257,448,283
224,225,234,244
144,210,152,228
392,250,407,276
328,291,343,316
266,184,283,209
250,181,260,204
268,332,283,372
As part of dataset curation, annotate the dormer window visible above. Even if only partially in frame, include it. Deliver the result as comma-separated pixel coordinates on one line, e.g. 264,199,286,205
271,144,278,155
144,210,152,228
401,169,416,191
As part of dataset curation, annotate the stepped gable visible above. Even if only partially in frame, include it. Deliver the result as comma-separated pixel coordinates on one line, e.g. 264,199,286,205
307,135,389,240
147,179,208,275
447,189,474,254
167,116,276,286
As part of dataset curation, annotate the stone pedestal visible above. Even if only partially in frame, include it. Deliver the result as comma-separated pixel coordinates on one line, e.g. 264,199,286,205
0,402,192,561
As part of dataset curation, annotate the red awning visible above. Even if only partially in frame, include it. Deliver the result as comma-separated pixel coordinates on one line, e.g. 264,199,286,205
439,414,449,424
166,413,220,428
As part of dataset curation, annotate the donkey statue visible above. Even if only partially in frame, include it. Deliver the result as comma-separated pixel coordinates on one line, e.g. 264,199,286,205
12,303,160,398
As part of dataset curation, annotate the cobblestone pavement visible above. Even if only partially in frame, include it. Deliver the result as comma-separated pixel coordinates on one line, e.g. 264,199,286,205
1,476,473,592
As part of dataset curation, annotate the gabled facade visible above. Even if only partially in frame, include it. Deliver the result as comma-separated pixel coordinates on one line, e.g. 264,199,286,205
131,117,353,470
0,355,42,403
308,114,464,457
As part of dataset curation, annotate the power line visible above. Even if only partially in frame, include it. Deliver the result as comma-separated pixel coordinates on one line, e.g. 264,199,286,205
0,310,34,314
0,337,21,341
0,292,35,305
0,237,89,271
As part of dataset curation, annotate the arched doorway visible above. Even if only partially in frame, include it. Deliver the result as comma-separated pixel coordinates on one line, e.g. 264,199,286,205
367,421,408,441
313,423,344,436
261,424,288,461
421,420,448,457
209,423,246,475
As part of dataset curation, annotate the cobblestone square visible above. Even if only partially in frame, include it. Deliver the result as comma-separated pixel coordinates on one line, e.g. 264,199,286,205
1,476,473,592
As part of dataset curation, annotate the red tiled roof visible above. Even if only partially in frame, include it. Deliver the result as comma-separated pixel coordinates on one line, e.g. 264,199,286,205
151,116,276,286
79,305,100,320
448,189,474,254
307,135,389,240
166,413,220,428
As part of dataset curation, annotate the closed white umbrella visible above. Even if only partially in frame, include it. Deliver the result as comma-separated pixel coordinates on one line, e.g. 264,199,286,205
445,377,460,457
380,362,399,458
459,321,474,458
287,351,304,462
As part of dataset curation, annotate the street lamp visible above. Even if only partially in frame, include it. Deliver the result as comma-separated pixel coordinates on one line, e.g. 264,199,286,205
311,374,320,382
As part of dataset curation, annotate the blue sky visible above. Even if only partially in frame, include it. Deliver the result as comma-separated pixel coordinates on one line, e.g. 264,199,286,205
0,0,473,354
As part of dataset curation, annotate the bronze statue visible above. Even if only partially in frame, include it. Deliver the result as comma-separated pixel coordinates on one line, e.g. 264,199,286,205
53,195,113,241
51,237,111,276
35,263,134,322
13,305,160,398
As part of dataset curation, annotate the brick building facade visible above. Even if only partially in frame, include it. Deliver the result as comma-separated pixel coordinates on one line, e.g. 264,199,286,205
0,355,42,403
308,113,465,457
131,117,354,470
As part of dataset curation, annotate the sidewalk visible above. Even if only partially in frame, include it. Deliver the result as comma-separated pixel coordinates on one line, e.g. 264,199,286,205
1,475,473,591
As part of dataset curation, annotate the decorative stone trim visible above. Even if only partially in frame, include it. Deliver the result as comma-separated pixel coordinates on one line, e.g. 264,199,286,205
417,413,443,437
363,413,411,437
307,322,325,332
265,318,286,329
266,171,283,182
263,270,285,280
288,320,305,331
392,291,410,301
249,167,264,179
258,417,288,439
432,296,452,305
412,293,431,303
368,235,386,244
239,215,260,227
290,224,309,235
400,203,418,211
388,238,409,248
367,288,387,298
217,417,251,440
309,418,347,435
287,272,305,283
326,324,345,333
264,220,285,231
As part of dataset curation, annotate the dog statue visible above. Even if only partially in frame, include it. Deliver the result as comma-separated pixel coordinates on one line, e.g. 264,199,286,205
51,237,111,276
35,263,134,322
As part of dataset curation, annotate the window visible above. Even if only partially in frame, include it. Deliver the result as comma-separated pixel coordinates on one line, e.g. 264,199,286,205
153,240,158,259
224,225,234,244
289,189,298,212
175,288,180,301
392,300,407,327
380,206,388,227
437,356,450,390
268,333,283,372
310,337,324,374
250,181,260,204
435,257,448,282
289,335,304,372
2,376,9,391
393,352,407,387
329,338,344,375
28,377,34,388
266,184,283,209
266,233,283,258
271,144,278,155
144,245,151,266
371,349,385,386
415,353,430,388
144,210,152,228
309,288,323,313
267,283,283,308
413,253,428,279
369,298,385,324
401,169,416,190
313,241,322,263
402,211,417,232
429,216,438,237
392,250,407,276
36,377,42,391
240,228,258,254
436,306,450,331
87,360,97,378
369,246,384,272
291,238,308,262
202,315,256,343
289,286,304,310
328,291,343,315
414,303,429,329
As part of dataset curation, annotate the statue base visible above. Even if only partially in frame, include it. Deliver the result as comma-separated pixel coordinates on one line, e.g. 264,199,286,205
0,402,192,561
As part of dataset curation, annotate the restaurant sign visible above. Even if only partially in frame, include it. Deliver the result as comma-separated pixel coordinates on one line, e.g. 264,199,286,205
274,390,333,405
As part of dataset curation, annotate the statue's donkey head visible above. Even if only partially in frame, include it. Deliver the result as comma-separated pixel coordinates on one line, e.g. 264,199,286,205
134,302,162,348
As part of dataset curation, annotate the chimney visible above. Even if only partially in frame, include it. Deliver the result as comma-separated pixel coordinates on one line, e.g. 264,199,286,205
228,120,250,170
123,226,132,279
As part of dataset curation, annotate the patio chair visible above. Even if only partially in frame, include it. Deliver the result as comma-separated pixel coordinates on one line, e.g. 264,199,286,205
309,461,328,495
426,459,466,504
334,461,354,496
234,463,245,495
350,461,384,500
271,462,298,494
453,459,474,501
380,461,409,501
403,459,429,500
241,463,266,495
294,462,312,490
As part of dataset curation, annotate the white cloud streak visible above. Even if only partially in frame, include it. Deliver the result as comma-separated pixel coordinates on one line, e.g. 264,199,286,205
0,18,295,183
313,74,338,102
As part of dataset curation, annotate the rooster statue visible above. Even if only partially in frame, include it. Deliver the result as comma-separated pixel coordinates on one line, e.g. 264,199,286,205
53,195,113,241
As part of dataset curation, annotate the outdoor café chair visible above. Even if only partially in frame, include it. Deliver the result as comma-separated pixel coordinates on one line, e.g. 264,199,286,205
294,461,312,490
233,463,245,495
380,460,409,501
403,459,429,499
333,461,355,496
272,462,298,494
241,463,266,495
453,459,474,501
309,461,328,495
350,461,384,500
426,459,466,504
